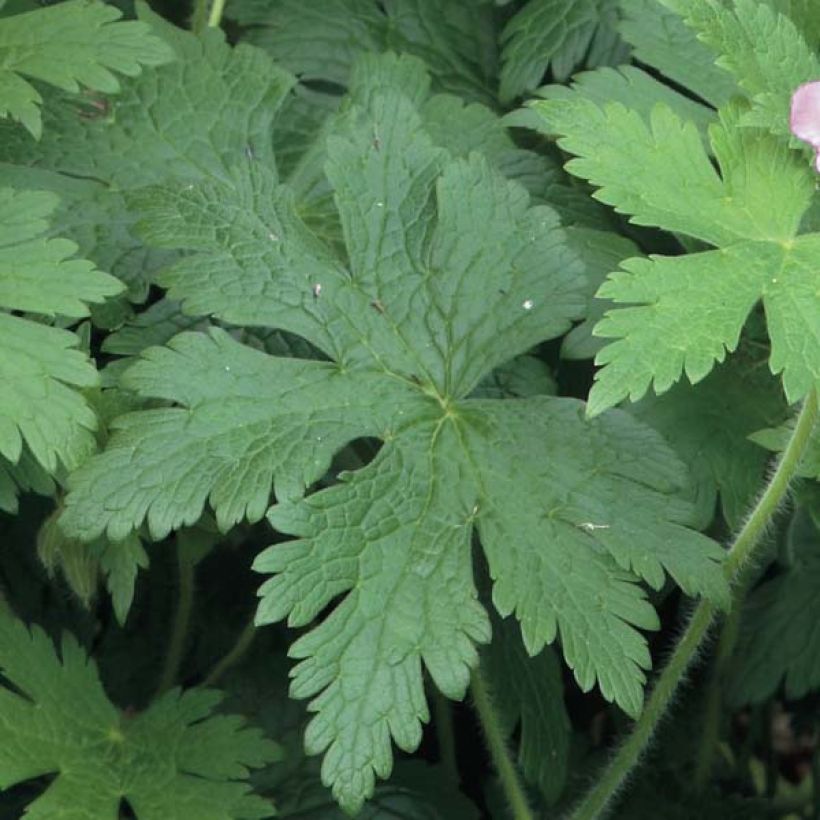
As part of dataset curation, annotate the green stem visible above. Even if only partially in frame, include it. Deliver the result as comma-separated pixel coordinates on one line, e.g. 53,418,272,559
471,664,534,820
433,690,458,781
155,542,196,696
201,617,257,688
190,0,209,32
693,567,756,789
571,388,817,820
208,0,228,28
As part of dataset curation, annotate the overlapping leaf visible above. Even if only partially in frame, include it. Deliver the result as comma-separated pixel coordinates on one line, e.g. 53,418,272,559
482,614,570,803
619,0,739,108
531,93,820,412
0,188,121,474
499,0,599,101
0,0,171,138
661,0,820,135
227,0,498,104
728,507,820,705
61,57,727,813
629,356,787,529
0,5,293,189
0,6,293,331
0,611,279,818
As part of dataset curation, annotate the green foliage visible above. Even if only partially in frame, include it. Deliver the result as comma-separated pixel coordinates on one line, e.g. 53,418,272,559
619,0,739,107
729,507,820,705
0,0,818,817
663,0,820,135
499,0,598,100
54,42,729,811
628,356,787,529
0,0,171,138
531,95,819,413
226,0,498,104
0,188,121,476
482,613,570,803
0,610,279,818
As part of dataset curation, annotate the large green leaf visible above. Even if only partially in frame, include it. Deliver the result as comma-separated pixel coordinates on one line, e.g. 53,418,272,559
62,57,726,813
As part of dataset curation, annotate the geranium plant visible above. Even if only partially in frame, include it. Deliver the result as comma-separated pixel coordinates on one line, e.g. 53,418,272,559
0,0,817,818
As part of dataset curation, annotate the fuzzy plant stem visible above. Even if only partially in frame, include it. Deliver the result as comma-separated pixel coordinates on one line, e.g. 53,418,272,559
207,0,227,28
201,617,257,688
692,567,756,789
155,542,196,696
471,664,535,820
570,388,817,820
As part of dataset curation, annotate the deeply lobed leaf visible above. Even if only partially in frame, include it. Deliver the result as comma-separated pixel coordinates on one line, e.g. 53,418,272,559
0,611,280,818
61,54,729,813
531,94,820,412
0,188,121,473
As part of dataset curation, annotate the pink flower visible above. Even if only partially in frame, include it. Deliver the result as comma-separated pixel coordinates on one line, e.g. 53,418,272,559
791,81,820,172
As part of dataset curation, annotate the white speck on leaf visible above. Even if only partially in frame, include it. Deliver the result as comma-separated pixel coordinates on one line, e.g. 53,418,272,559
522,299,534,310
578,522,610,532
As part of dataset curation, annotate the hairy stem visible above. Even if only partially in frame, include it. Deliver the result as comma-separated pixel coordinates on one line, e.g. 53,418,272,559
693,568,755,789
155,542,196,696
471,664,534,820
571,388,817,820
201,617,257,688
433,689,458,780
208,0,227,28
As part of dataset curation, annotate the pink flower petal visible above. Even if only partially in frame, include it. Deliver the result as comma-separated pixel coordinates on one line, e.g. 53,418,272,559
791,81,820,172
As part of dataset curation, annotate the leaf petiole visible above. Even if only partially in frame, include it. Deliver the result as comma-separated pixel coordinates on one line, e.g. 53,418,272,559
471,663,535,820
570,388,818,819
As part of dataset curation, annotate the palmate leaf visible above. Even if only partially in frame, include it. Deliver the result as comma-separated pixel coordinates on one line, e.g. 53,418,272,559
0,188,122,473
531,94,820,413
0,0,171,138
0,162,178,329
62,62,727,812
661,0,820,135
0,611,279,818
